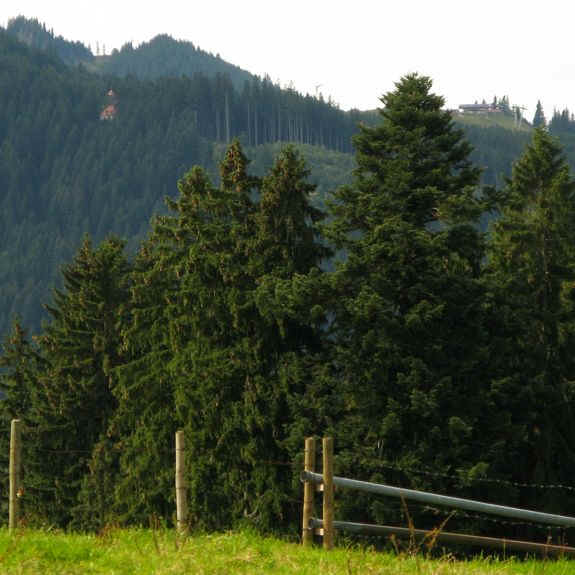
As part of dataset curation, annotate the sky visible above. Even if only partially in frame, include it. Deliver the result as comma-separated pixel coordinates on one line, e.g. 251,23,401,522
1,1,574,121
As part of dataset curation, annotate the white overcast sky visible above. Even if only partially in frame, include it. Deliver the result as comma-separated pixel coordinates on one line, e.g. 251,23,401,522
1,1,573,120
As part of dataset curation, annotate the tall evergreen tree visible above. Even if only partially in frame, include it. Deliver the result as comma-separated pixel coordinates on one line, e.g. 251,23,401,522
170,142,325,530
325,74,486,525
484,128,575,513
533,100,546,128
110,141,260,527
241,145,331,527
165,142,259,528
29,236,131,527
109,166,225,524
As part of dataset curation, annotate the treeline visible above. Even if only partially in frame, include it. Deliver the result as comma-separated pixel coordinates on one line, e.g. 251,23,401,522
549,108,575,133
93,34,254,89
7,16,254,86
106,70,361,151
6,16,92,65
3,75,575,543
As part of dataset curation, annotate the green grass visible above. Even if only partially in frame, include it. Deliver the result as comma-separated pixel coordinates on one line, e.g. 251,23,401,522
0,528,572,574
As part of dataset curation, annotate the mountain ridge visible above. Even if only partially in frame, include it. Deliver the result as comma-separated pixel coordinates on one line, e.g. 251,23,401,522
7,16,269,93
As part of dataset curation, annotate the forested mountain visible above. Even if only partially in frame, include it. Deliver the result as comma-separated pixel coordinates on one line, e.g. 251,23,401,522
0,26,359,337
1,16,573,346
0,28,209,333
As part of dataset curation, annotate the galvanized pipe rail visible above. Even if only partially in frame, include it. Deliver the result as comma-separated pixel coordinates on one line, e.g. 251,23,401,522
301,469,575,528
309,518,575,557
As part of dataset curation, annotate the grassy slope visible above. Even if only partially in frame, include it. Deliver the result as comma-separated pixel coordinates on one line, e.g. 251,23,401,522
0,529,572,574
454,112,532,132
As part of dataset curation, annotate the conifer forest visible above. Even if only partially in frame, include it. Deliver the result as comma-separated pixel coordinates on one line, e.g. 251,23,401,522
3,17,575,540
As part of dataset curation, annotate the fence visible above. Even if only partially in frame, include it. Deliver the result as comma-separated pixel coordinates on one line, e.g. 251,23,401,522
7,418,188,535
9,423,575,556
301,436,575,556
8,419,21,533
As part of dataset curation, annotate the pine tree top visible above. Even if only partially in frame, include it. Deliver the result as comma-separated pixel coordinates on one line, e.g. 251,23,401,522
332,73,482,237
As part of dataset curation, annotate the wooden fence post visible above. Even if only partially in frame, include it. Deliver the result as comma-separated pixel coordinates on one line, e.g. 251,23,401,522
302,437,316,546
9,419,21,534
175,430,188,535
323,436,334,550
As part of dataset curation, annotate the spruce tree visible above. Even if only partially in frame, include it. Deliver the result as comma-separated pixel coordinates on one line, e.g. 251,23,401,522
165,143,258,528
325,74,486,525
168,141,289,530
0,320,45,521
111,142,261,527
484,128,575,512
533,100,546,128
109,166,226,524
29,236,131,527
240,145,331,528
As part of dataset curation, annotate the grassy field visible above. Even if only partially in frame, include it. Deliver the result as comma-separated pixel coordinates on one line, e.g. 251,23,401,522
0,528,573,574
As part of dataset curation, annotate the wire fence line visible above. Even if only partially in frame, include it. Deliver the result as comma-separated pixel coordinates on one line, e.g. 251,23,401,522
274,452,575,498
4,445,575,496
331,454,575,494
2,424,307,525
6,424,575,493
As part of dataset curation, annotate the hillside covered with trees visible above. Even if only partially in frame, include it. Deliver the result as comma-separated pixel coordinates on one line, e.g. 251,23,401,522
4,17,575,342
0,21,360,336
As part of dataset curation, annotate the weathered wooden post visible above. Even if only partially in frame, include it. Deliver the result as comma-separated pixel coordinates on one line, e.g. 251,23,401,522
322,436,334,550
175,430,188,535
302,436,316,546
9,419,21,534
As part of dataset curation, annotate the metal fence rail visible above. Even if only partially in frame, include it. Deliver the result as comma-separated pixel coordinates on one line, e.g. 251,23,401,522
301,469,575,528
300,437,575,555
309,518,575,557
